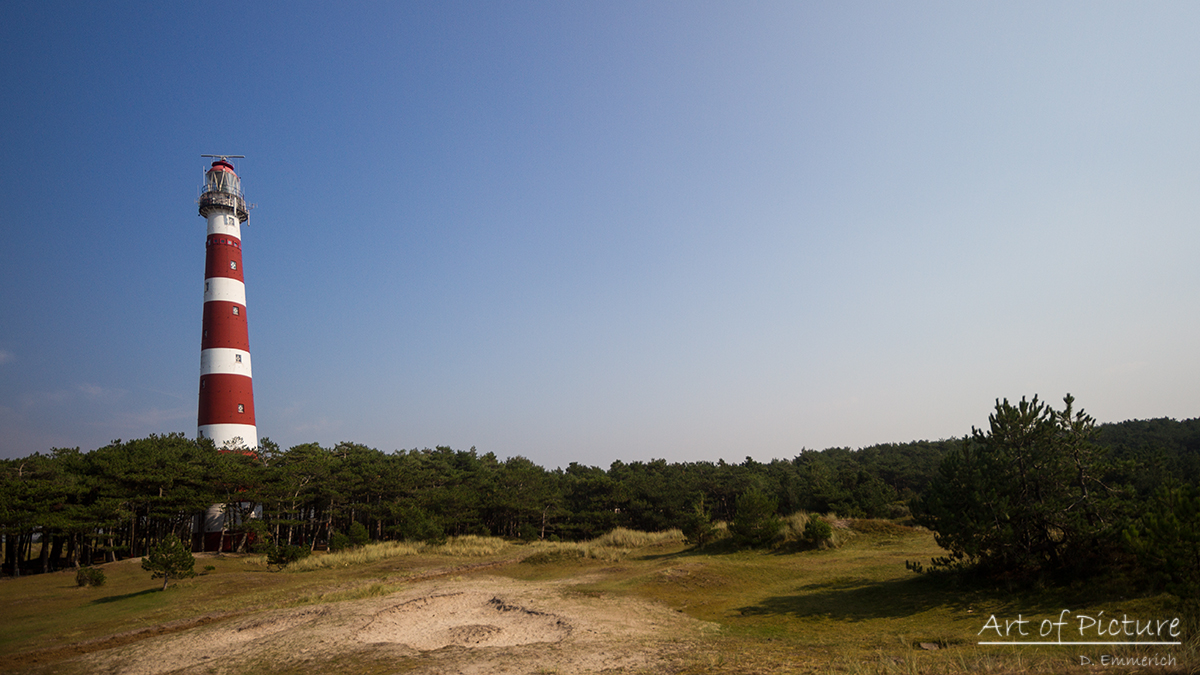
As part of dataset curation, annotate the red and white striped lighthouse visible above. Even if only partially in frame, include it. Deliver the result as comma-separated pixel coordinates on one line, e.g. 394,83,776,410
197,156,257,451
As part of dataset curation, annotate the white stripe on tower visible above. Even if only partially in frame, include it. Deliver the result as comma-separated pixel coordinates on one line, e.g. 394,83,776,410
200,348,252,377
204,276,246,305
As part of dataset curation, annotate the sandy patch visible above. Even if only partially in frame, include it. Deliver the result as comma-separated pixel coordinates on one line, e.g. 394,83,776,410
67,574,717,674
355,592,571,649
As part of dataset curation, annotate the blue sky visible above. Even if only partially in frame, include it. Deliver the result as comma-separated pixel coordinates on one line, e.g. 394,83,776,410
2,2,1198,467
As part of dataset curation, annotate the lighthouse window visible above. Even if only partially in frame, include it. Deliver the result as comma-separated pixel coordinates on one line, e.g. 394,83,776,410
229,260,237,270
238,404,245,414
232,306,240,316
205,281,210,292
235,354,242,363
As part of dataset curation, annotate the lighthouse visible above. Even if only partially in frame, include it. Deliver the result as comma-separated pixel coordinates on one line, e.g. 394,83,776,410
197,156,257,451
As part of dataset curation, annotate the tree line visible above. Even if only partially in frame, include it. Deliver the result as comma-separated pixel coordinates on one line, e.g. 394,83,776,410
2,401,1197,584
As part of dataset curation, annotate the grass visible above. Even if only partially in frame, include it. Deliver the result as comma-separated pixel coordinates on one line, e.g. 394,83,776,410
283,534,514,572
506,519,1199,674
1,520,1195,674
519,527,686,564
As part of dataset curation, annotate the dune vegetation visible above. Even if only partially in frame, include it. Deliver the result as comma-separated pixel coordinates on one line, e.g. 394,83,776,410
2,522,1195,674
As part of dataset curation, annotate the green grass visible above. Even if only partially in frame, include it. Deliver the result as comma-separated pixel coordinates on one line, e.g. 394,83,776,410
2,523,1195,674
504,521,1199,674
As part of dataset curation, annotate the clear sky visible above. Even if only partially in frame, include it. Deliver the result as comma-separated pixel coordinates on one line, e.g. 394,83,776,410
2,2,1198,468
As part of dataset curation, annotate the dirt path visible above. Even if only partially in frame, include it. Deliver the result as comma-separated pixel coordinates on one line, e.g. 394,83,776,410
54,573,718,674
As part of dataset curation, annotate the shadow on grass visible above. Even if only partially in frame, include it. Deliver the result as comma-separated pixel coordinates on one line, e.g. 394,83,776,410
630,539,833,561
736,574,976,621
734,571,1146,623
634,550,690,562
635,536,871,561
92,588,160,604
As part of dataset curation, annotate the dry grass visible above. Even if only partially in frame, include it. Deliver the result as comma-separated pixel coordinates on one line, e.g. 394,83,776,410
589,527,684,548
521,528,686,564
280,529,685,572
285,535,513,572
779,511,856,548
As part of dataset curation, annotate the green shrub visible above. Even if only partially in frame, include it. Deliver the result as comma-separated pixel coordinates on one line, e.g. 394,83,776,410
730,489,782,548
265,542,311,569
518,523,539,541
328,531,352,552
803,517,834,546
347,521,370,547
681,497,717,547
75,567,106,587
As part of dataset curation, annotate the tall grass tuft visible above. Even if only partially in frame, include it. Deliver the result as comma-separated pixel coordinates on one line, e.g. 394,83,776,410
285,536,513,572
287,541,423,572
781,511,812,541
522,528,686,564
436,534,511,557
282,529,687,572
779,512,854,549
589,527,684,548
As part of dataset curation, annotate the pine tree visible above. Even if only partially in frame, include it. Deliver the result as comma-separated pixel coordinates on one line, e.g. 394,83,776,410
914,395,1126,576
730,489,782,548
141,534,196,591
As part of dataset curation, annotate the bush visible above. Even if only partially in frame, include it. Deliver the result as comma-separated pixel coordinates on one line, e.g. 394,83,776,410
518,523,539,542
265,542,311,569
328,530,352,552
75,567,106,587
681,497,717,547
803,517,834,547
730,489,782,548
348,521,370,547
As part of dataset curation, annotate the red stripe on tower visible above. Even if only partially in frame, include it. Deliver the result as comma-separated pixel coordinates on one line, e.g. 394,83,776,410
197,157,257,450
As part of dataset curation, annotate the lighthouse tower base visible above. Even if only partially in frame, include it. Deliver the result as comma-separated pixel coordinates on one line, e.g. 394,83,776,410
194,503,262,552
